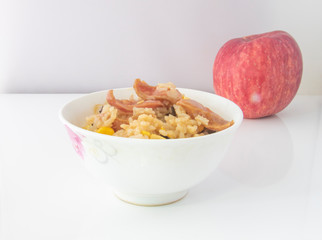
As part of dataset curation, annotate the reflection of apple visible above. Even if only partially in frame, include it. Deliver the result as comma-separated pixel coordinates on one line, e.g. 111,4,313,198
213,30,302,118
219,116,293,187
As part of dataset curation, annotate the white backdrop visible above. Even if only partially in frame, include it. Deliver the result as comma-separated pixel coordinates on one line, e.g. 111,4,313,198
0,0,321,94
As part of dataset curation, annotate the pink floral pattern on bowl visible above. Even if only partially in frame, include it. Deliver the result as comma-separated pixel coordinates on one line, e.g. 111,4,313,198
65,125,84,159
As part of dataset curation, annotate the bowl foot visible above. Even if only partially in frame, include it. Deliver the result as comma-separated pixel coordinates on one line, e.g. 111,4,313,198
114,190,188,207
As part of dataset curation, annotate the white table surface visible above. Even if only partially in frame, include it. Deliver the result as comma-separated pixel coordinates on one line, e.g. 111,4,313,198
0,94,321,240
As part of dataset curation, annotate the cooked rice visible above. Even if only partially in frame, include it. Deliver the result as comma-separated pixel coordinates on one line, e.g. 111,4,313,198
84,103,212,139
82,79,233,139
85,104,118,131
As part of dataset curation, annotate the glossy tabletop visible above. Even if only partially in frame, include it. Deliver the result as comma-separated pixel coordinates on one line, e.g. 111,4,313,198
0,94,321,240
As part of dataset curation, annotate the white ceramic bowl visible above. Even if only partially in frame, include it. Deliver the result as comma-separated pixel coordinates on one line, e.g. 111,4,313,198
59,88,243,206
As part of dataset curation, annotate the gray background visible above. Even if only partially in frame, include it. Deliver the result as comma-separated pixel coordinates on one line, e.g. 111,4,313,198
0,0,321,94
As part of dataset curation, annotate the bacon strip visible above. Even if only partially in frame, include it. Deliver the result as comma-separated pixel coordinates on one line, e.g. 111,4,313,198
135,100,164,109
133,78,183,105
176,99,234,131
112,117,129,131
106,90,136,113
106,89,165,114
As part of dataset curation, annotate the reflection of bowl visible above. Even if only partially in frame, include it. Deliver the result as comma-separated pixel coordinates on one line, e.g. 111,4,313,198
219,116,293,187
59,88,243,206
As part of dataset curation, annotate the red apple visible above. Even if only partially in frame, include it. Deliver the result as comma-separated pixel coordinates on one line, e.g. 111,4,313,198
213,30,303,118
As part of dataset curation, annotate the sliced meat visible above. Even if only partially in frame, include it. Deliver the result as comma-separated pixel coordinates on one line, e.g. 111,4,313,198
133,78,183,105
176,99,234,132
106,90,136,113
107,89,165,114
135,100,164,109
112,117,129,131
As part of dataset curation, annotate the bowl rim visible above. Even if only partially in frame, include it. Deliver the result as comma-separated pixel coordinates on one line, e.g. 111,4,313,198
59,87,243,143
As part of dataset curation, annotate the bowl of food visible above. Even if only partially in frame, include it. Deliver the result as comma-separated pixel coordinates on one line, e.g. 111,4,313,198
59,79,243,206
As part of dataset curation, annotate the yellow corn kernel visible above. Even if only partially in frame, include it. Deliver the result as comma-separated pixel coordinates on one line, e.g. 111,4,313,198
83,124,91,130
141,130,151,137
182,95,190,100
160,126,165,131
150,134,165,139
96,127,115,135
197,125,205,133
